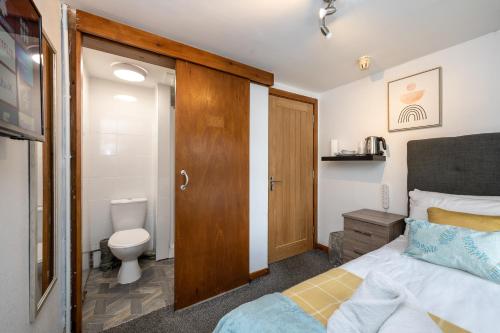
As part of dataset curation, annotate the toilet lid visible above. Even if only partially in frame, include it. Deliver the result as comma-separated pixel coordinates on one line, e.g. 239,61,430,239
108,228,150,248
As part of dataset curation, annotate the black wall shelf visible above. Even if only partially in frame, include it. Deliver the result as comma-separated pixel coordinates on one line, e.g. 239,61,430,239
321,154,386,161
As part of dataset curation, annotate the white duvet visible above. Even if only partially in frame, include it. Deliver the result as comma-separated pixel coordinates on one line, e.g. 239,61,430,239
342,236,500,333
328,270,441,333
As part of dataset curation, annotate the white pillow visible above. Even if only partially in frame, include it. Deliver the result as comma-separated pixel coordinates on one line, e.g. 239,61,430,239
410,189,500,203
406,189,500,235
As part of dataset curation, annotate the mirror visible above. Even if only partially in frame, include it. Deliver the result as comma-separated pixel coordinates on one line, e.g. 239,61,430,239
29,33,57,321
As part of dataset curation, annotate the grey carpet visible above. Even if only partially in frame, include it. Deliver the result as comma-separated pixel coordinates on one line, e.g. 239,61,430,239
105,249,335,333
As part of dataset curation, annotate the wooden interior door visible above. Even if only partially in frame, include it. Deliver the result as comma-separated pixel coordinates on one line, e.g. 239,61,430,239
175,60,250,309
269,95,314,263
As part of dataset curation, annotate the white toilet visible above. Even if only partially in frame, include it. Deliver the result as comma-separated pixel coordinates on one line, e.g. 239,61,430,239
108,198,151,284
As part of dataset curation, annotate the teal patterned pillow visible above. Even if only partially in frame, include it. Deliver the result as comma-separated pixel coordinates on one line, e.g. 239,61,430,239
404,218,500,284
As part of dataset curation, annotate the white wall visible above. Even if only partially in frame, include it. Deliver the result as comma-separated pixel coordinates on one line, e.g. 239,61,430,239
317,30,500,245
0,0,65,332
249,83,269,273
155,83,174,260
82,78,156,265
273,82,320,99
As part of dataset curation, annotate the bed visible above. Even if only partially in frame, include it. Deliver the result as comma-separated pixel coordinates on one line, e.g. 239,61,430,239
215,133,500,333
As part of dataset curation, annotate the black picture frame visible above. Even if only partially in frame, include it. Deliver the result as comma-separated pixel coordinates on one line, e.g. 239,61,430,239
387,67,442,132
0,0,44,141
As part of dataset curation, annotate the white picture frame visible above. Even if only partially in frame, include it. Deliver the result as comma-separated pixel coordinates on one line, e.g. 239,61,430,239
388,67,442,132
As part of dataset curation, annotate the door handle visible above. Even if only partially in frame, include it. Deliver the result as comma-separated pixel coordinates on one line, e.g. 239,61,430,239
269,176,282,191
180,170,189,191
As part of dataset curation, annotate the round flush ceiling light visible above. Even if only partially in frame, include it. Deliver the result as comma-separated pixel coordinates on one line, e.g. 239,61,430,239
114,94,137,102
112,63,148,82
32,54,41,64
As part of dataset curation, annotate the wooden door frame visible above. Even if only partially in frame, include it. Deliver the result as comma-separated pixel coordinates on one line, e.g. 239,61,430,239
72,10,273,85
68,8,273,333
268,88,321,253
68,9,82,333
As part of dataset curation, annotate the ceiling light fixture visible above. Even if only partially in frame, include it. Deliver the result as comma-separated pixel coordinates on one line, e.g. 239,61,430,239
319,2,336,19
320,21,332,39
27,45,41,64
358,56,371,71
31,54,41,64
112,63,148,82
319,0,336,39
114,94,137,102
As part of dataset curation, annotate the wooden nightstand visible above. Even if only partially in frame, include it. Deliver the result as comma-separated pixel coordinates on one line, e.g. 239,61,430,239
342,209,406,262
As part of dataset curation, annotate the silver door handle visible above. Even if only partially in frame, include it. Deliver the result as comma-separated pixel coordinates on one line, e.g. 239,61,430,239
180,170,189,191
269,176,282,191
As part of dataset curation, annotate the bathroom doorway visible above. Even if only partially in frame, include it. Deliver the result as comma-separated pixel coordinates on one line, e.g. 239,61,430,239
80,39,176,332
69,10,272,332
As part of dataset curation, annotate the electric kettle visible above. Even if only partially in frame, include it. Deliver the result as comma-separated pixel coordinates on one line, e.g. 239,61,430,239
365,136,387,155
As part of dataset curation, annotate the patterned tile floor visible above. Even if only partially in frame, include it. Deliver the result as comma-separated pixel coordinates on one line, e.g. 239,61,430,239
83,258,174,333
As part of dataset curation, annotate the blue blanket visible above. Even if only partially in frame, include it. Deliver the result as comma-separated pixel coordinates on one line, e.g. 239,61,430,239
213,293,325,333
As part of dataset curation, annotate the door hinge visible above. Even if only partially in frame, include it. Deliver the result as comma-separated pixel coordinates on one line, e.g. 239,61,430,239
312,170,315,179
312,114,315,125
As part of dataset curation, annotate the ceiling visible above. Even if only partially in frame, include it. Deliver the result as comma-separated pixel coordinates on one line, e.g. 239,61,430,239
68,0,500,93
82,47,175,88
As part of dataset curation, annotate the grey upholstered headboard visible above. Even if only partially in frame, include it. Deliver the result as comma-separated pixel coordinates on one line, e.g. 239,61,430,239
407,133,500,196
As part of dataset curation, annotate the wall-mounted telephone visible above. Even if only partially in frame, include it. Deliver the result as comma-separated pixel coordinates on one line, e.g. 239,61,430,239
382,184,390,211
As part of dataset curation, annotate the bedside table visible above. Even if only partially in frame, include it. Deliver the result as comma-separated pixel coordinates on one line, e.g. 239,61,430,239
342,209,406,262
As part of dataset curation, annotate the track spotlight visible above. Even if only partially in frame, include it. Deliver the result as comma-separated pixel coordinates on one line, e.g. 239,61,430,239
319,5,336,19
320,20,332,39
319,0,336,38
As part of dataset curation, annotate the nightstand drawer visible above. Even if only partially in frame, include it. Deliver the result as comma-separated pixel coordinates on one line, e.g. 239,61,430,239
343,248,365,260
344,218,389,240
344,238,380,257
344,229,387,248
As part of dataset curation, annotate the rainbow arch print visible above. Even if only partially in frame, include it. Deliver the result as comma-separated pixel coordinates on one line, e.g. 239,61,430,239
398,104,427,124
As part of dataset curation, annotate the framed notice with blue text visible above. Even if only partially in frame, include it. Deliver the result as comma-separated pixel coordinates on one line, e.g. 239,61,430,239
0,0,43,141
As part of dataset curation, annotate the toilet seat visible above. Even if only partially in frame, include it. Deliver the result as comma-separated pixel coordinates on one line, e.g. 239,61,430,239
108,228,150,248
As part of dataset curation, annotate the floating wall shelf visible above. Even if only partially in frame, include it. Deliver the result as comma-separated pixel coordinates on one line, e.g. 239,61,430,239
321,154,386,161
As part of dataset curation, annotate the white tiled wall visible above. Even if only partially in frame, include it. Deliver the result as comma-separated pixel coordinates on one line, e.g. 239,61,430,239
82,77,156,262
155,84,174,260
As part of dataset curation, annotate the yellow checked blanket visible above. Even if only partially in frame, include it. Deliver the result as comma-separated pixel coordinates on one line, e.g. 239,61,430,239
283,267,468,333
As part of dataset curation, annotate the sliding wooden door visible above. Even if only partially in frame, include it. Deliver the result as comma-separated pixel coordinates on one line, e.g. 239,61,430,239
175,61,249,309
269,94,314,263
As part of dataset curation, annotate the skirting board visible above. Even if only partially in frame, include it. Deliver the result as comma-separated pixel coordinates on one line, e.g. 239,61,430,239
314,243,329,253
249,244,327,281
249,268,270,281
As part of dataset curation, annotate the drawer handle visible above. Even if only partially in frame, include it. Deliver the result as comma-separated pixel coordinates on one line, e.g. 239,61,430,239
353,229,372,237
353,248,364,255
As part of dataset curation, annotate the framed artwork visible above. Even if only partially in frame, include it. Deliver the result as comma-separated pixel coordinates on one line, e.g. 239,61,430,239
0,0,44,141
388,67,442,132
